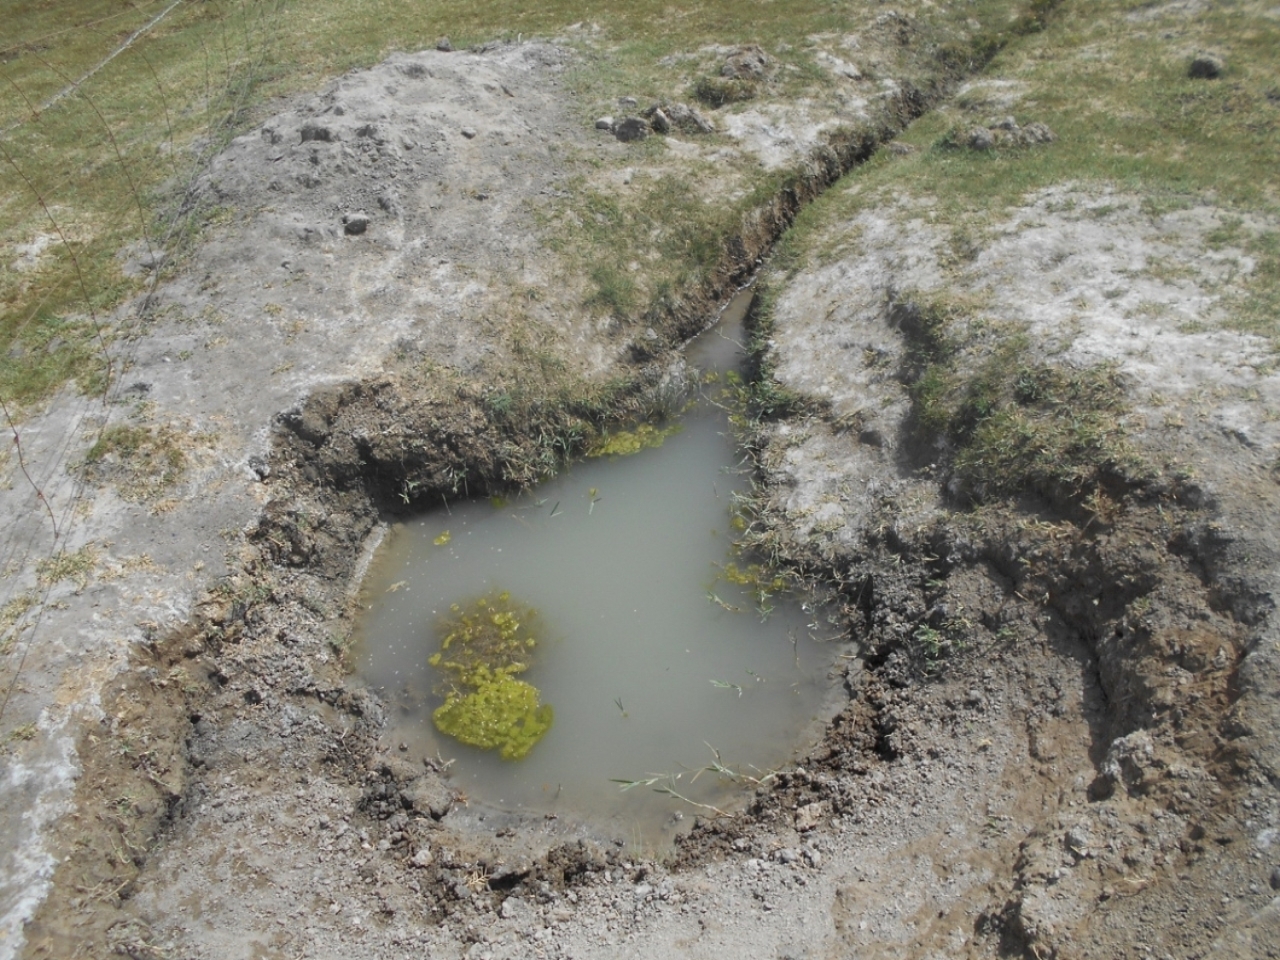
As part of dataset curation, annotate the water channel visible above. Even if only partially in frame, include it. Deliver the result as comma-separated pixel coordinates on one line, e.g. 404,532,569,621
355,290,850,845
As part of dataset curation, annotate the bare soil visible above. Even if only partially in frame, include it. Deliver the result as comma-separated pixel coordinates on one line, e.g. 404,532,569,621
3,20,1278,960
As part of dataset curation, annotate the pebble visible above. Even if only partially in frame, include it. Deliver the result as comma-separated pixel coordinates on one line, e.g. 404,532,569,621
342,212,369,235
595,116,615,130
461,127,477,139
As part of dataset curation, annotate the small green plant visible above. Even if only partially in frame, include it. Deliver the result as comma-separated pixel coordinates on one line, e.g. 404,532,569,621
428,591,553,760
587,422,682,458
35,544,98,590
5,723,37,744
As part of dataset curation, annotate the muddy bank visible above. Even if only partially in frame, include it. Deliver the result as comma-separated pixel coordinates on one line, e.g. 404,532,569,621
11,29,977,958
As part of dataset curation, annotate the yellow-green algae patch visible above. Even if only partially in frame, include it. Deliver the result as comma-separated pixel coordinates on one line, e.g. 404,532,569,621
428,591,553,760
587,422,682,458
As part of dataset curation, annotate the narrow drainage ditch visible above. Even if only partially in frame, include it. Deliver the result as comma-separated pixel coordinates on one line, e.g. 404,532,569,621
354,288,850,846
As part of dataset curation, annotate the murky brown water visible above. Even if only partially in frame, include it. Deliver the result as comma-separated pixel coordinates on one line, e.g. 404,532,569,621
355,290,849,846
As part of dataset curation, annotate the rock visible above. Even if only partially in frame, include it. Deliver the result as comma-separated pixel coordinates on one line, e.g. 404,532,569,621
461,127,477,139
617,96,638,109
594,116,615,130
342,212,369,235
662,102,715,134
613,117,650,143
994,115,1019,131
649,108,671,134
405,778,455,819
1065,823,1092,859
1093,729,1158,799
500,896,529,920
723,44,771,80
1189,53,1224,79
1271,865,1280,890
794,801,828,833
300,122,334,143
888,141,915,155
967,127,995,151
1019,121,1056,144
410,846,434,868
436,36,453,52
634,883,653,899
775,848,800,864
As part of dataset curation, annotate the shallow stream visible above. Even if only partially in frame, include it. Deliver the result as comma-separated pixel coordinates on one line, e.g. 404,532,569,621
355,291,849,845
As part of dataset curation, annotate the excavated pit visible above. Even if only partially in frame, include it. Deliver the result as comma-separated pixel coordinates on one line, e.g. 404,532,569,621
13,27,1280,960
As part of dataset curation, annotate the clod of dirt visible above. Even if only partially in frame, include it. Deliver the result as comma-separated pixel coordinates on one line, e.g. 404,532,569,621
1189,52,1226,78
722,44,771,80
613,116,650,142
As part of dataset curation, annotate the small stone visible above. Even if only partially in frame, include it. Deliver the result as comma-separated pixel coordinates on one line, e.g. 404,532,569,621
617,96,638,109
500,896,528,920
1189,53,1224,79
994,115,1019,131
410,846,433,868
968,127,995,151
1270,865,1280,890
436,36,453,52
595,116,615,130
776,848,800,864
461,127,477,139
634,883,653,899
613,117,650,142
649,108,671,134
795,801,828,833
662,102,715,134
342,212,369,235
722,44,770,80
732,837,751,852
887,141,915,156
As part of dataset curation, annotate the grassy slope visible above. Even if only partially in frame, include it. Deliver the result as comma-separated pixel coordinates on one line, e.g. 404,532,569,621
0,0,1034,412
758,0,1279,503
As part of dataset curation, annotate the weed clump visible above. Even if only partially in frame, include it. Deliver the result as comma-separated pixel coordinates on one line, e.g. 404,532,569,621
428,591,553,760
587,422,682,457
895,294,1143,503
692,76,758,109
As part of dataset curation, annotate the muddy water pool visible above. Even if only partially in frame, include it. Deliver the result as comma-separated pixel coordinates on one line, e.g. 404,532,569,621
355,292,850,845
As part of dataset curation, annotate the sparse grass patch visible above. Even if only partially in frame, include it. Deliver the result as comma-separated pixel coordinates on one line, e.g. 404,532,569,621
35,544,99,591
81,423,190,500
0,590,39,655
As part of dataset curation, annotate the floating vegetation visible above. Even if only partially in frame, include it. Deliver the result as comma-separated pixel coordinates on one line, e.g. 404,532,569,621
428,591,553,760
433,530,452,546
587,422,683,458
